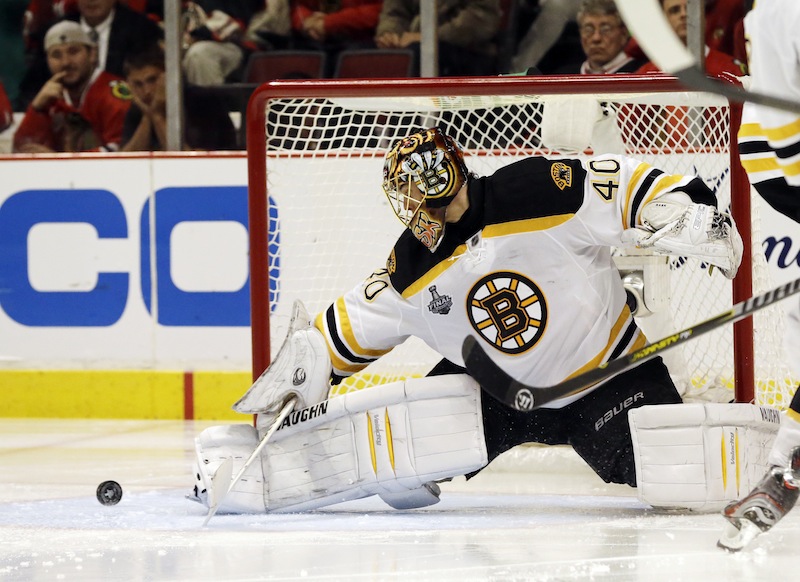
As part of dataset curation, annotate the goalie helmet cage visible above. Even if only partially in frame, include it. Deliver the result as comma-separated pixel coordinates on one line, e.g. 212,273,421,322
246,75,797,409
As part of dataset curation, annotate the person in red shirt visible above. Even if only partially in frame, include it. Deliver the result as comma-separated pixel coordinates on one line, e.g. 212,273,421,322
291,0,383,76
292,0,382,44
14,19,131,153
635,0,746,78
705,0,745,57
630,0,745,152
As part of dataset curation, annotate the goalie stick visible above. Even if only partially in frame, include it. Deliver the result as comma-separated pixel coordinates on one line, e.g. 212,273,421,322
615,0,800,115
462,277,800,412
202,396,297,526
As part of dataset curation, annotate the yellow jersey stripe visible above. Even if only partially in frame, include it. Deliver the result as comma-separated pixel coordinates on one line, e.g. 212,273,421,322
741,156,781,174
402,244,466,299
316,312,365,374
564,305,637,390
739,118,800,143
624,161,653,229
401,215,575,300
483,214,575,238
333,297,389,359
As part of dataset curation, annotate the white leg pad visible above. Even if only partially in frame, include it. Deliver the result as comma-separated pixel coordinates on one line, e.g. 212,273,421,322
629,403,781,512
769,412,800,467
191,424,266,514
191,374,486,513
264,374,487,512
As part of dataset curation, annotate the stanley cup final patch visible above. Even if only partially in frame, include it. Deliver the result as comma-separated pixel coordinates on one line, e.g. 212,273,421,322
428,285,453,315
551,162,572,191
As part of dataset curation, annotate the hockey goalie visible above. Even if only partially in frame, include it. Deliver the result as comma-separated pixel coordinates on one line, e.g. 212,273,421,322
189,127,781,517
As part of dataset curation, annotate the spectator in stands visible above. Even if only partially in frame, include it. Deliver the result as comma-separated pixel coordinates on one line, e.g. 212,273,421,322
374,0,502,77
74,0,162,76
625,0,747,67
553,0,644,75
182,1,267,86
13,20,131,153
121,45,238,151
291,0,383,76
243,0,292,52
18,1,79,109
18,0,161,109
635,0,746,78
705,0,745,57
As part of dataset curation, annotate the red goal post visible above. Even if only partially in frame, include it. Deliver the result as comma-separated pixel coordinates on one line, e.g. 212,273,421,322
246,75,796,408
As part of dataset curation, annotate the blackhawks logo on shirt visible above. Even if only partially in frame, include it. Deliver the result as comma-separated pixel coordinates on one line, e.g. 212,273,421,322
110,80,132,101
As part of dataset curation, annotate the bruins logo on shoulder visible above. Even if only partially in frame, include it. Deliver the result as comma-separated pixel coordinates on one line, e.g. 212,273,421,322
110,80,132,101
550,162,572,191
466,271,547,354
386,249,397,275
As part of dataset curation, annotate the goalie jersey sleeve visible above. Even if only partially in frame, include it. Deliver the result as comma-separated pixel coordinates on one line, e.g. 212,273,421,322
737,0,800,223
315,154,714,408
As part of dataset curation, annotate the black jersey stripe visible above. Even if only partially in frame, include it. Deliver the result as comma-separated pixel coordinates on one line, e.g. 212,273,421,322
739,139,775,155
629,168,664,227
775,138,800,160
324,304,374,366
609,318,639,361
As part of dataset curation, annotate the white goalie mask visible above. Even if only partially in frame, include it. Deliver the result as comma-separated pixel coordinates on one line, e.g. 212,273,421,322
382,127,469,252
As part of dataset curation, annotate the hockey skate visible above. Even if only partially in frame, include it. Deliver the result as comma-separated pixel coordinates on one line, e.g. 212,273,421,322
717,446,800,551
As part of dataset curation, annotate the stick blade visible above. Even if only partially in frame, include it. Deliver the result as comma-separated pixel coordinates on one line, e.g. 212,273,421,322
202,457,233,527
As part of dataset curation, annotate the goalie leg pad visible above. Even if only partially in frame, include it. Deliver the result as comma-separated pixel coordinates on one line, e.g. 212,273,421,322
191,424,268,514
262,374,487,512
629,403,781,511
768,410,800,467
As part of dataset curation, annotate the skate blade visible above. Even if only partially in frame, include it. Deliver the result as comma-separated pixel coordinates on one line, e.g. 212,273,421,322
717,520,762,552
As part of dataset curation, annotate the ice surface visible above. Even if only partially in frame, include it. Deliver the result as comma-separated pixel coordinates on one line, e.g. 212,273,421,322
1,419,798,581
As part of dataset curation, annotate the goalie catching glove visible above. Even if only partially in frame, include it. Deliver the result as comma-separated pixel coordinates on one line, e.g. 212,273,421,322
233,300,331,426
622,192,743,279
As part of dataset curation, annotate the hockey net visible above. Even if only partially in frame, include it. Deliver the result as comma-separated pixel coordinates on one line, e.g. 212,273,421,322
247,76,797,410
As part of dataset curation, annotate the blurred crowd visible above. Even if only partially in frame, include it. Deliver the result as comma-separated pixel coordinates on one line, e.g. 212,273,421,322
0,0,753,152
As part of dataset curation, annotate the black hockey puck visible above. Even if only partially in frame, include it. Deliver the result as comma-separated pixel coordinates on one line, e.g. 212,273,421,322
96,480,123,505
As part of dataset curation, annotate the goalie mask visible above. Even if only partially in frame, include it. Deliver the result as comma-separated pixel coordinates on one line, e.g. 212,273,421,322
382,127,469,252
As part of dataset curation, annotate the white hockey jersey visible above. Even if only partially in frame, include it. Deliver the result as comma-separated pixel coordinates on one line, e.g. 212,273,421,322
738,0,800,221
315,154,716,408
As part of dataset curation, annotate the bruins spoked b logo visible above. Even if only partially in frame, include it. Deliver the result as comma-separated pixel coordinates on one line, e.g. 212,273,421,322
466,271,547,354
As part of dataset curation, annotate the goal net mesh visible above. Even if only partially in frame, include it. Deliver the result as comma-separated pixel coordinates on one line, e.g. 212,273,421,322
250,78,797,410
